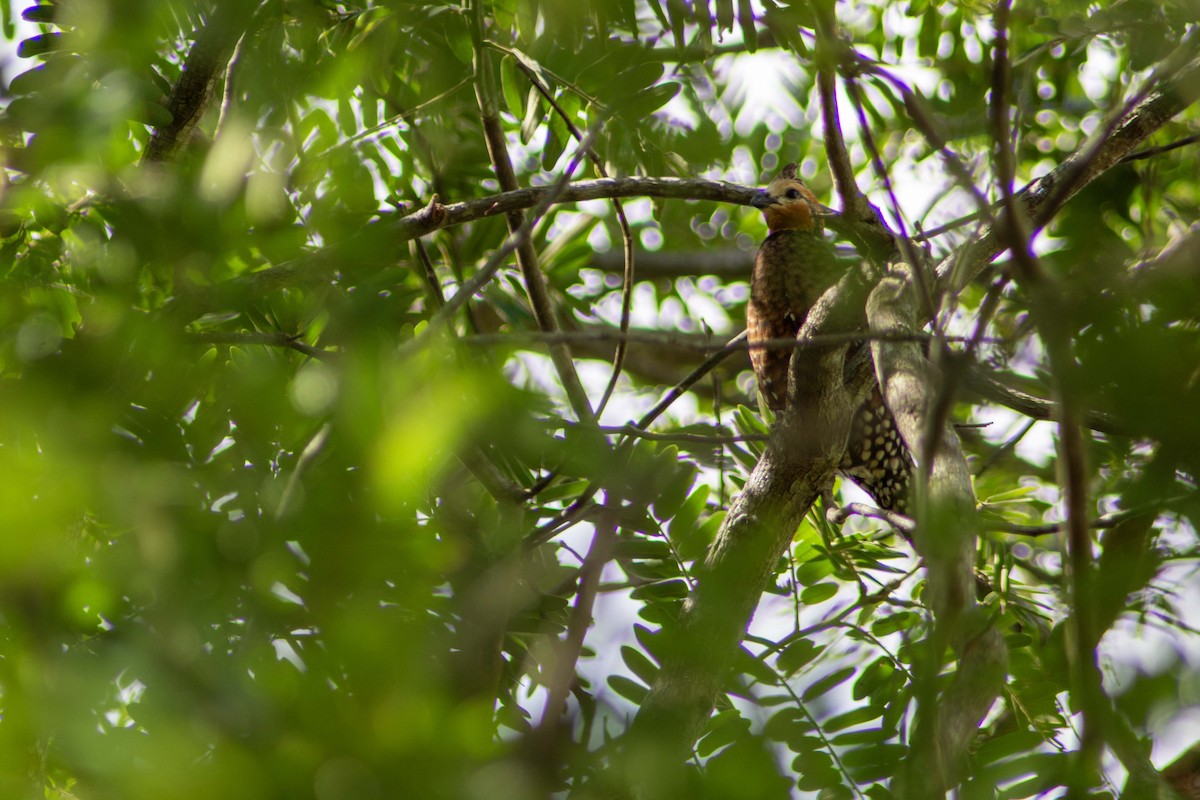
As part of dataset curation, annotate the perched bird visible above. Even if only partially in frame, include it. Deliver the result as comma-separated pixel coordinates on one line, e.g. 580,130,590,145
747,163,913,513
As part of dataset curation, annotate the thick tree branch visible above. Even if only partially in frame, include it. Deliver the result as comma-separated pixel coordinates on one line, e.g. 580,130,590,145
621,371,850,792
142,5,255,164
867,262,1006,797
621,261,877,791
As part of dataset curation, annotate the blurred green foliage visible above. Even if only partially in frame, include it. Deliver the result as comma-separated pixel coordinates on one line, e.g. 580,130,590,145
1,0,1199,798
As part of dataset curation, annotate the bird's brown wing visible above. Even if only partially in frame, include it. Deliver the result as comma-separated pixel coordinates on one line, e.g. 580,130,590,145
748,232,841,413
747,259,801,413
749,231,914,512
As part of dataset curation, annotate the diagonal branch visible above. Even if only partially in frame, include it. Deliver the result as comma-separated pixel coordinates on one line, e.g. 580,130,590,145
621,260,877,789
471,2,593,422
142,4,257,164
940,51,1200,294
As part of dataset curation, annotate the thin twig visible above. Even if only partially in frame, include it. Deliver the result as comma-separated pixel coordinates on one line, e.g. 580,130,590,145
400,134,596,361
187,330,332,361
843,78,935,317
549,423,768,446
827,502,916,536
974,417,1036,478
412,238,447,308
472,3,594,423
1118,132,1200,162
275,423,331,520
536,505,618,739
982,500,1185,536
525,332,748,550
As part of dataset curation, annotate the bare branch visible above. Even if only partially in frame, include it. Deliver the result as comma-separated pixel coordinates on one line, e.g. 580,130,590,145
961,366,1125,435
811,7,865,218
1119,132,1200,162
827,502,916,536
558,423,768,446
463,327,958,352
589,247,751,278
191,176,764,306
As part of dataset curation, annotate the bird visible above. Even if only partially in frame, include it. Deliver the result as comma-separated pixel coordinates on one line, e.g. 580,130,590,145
747,163,914,513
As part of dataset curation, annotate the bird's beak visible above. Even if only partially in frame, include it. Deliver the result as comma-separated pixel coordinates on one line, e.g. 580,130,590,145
750,191,777,209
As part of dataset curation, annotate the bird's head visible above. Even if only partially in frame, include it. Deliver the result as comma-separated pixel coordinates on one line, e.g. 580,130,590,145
750,163,835,233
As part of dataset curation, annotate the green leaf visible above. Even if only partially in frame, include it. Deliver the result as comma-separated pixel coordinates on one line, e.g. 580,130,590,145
696,709,749,757
853,658,897,701
620,645,659,685
763,707,808,741
870,611,917,636
738,0,757,52
17,32,61,58
520,85,544,145
21,5,57,24
974,731,1048,765
825,706,886,733
622,82,681,119
802,666,855,702
667,484,709,550
795,556,833,586
800,582,838,605
500,55,526,122
607,674,648,703
630,578,689,601
651,456,696,522
841,742,907,780
615,61,666,94
733,644,780,686
614,538,672,560
778,638,822,675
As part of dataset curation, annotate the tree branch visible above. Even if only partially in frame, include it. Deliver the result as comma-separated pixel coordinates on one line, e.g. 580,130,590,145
471,3,594,423
867,262,1006,797
621,260,876,792
940,51,1200,294
142,5,255,164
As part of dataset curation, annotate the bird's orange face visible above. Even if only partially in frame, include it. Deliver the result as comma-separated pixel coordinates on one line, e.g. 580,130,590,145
751,164,830,233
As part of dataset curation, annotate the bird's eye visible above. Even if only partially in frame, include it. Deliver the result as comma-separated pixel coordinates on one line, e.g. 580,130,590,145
784,188,801,199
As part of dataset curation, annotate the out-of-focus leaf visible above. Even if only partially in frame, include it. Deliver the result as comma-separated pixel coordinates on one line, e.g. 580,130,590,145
802,666,855,702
